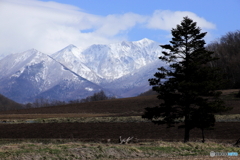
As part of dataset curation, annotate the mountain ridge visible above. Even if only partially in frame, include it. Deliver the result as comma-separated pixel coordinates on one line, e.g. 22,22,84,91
79,38,162,80
0,38,163,103
0,49,110,103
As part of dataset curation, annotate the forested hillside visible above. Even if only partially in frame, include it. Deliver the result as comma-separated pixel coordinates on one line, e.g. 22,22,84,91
207,30,240,88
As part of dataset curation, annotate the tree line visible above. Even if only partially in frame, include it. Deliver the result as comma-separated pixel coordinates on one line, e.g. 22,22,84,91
207,30,240,89
24,90,115,108
69,90,116,104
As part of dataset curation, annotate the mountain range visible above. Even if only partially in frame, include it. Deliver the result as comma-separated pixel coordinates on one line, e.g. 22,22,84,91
0,38,164,103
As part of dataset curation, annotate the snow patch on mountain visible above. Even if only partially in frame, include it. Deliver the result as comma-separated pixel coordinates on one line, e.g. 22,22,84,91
102,60,166,97
0,49,109,103
0,38,165,103
85,87,94,91
51,45,104,84
79,38,162,80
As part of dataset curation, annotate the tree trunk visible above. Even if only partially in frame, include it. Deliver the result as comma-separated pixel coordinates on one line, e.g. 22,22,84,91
184,114,190,143
184,103,190,143
201,128,205,143
184,127,190,143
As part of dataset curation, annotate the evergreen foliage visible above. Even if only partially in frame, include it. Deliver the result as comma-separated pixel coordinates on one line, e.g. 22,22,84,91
142,17,232,143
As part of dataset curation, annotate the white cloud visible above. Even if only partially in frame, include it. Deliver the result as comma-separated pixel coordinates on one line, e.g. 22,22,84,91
0,0,216,56
0,0,104,54
146,10,216,30
95,13,147,37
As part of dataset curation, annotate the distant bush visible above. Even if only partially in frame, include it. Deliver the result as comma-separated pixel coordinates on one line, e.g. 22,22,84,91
71,90,116,104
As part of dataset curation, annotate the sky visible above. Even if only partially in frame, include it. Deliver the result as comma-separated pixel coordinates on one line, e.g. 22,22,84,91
0,0,239,57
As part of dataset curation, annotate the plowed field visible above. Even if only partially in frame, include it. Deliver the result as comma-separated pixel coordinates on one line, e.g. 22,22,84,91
1,94,240,115
0,122,239,143
0,94,239,142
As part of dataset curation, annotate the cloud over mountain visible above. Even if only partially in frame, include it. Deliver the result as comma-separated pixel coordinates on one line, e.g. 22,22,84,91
0,0,215,57
146,10,216,30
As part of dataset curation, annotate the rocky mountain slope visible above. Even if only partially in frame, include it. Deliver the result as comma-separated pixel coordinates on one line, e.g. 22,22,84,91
0,38,163,103
0,49,107,103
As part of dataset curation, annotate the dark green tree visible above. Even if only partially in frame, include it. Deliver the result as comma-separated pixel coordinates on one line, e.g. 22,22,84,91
190,109,215,143
142,17,232,142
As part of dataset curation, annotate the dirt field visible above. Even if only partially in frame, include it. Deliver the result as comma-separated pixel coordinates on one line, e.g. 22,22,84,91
1,94,240,115
0,94,239,142
0,93,239,159
0,122,239,143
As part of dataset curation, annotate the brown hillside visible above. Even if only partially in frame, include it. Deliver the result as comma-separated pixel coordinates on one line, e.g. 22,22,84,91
1,92,240,115
0,94,23,111
0,95,160,116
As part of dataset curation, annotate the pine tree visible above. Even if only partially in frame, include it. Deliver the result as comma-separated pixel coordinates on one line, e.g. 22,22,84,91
142,17,232,143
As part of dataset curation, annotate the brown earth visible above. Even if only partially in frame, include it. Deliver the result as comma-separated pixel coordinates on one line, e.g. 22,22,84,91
0,95,160,116
0,122,239,143
0,94,239,142
1,94,240,116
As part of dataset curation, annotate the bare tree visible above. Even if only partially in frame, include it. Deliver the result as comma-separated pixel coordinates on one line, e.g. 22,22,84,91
207,30,240,88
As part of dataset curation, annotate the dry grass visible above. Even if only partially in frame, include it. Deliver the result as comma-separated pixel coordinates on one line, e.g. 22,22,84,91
0,113,113,119
124,157,240,160
0,140,238,160
0,114,240,124
0,92,239,159
219,89,239,95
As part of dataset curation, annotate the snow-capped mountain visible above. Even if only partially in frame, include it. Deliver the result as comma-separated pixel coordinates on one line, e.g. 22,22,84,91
51,44,104,84
102,60,166,97
0,52,9,60
80,38,162,80
0,38,164,103
0,49,108,103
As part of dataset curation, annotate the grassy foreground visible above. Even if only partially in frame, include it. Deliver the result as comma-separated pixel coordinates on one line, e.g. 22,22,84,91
1,114,240,124
0,140,239,160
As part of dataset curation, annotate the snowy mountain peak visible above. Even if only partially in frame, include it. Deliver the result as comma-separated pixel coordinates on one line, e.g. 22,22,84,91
134,38,155,46
55,44,79,55
62,44,77,51
0,38,164,103
138,38,153,42
25,48,41,54
51,44,84,60
52,44,104,84
120,40,131,47
28,48,38,52
0,49,107,103
79,38,162,80
0,49,49,78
